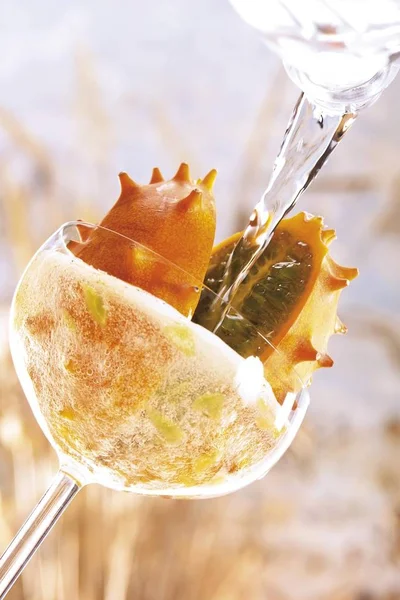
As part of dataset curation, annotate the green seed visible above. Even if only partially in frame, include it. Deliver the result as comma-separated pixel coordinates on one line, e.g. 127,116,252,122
147,409,184,445
63,359,77,373
83,285,107,326
255,414,275,431
164,324,195,356
62,309,77,332
255,398,279,436
193,450,219,474
59,407,75,421
193,392,224,420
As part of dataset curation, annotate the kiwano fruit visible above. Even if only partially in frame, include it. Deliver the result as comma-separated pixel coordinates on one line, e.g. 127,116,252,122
70,163,217,318
70,161,357,400
193,212,358,401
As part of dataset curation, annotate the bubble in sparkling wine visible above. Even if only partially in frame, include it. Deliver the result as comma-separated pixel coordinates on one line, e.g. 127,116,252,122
10,249,284,496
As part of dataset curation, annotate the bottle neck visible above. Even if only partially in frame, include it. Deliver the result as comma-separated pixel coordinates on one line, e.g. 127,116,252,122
284,59,399,115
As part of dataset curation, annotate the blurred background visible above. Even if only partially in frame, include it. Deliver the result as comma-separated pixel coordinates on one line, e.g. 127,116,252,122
1,1,400,599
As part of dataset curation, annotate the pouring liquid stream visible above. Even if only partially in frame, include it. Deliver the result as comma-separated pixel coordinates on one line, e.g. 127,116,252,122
210,94,357,334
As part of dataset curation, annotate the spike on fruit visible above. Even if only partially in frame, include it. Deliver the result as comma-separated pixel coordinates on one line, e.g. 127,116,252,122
201,169,217,191
327,256,358,281
118,172,138,192
173,162,190,182
178,189,202,211
293,342,318,363
335,317,348,335
327,275,349,291
338,265,358,281
321,228,336,245
150,167,164,184
317,353,334,368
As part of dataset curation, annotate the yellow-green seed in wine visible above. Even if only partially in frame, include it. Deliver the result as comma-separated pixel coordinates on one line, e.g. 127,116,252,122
83,285,107,326
193,392,224,420
147,409,184,445
164,324,195,356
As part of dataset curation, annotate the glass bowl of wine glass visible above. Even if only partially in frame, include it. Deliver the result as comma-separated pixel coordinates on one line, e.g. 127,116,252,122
0,221,309,598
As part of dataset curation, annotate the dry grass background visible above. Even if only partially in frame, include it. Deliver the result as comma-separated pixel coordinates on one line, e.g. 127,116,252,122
1,2,400,598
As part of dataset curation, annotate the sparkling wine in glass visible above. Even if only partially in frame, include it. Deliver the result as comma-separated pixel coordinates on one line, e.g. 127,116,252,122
0,222,309,598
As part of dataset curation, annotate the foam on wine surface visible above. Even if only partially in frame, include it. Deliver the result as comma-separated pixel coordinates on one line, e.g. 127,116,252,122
10,249,281,495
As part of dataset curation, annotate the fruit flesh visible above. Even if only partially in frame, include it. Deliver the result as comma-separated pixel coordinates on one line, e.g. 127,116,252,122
194,212,358,400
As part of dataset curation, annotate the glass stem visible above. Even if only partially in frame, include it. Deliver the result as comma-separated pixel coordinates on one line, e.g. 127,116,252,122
0,469,81,599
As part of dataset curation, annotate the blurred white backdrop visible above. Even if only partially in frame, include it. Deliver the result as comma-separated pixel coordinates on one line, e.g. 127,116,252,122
1,2,400,599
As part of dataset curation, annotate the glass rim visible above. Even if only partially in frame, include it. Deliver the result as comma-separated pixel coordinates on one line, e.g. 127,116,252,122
60,219,213,293
10,219,311,495
56,220,306,389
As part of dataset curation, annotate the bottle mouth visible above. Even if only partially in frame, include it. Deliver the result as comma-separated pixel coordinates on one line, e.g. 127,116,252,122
284,60,399,114
230,0,400,113
230,0,400,55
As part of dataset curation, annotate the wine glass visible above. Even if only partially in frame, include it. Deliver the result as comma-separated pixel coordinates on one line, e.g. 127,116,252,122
0,221,309,598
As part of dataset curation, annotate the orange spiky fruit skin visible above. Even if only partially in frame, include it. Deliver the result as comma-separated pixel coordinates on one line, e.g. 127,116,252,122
70,164,217,317
197,212,358,401
264,219,358,400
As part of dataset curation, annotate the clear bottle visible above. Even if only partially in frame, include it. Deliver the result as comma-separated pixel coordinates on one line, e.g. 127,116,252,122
210,1,400,325
230,0,400,114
